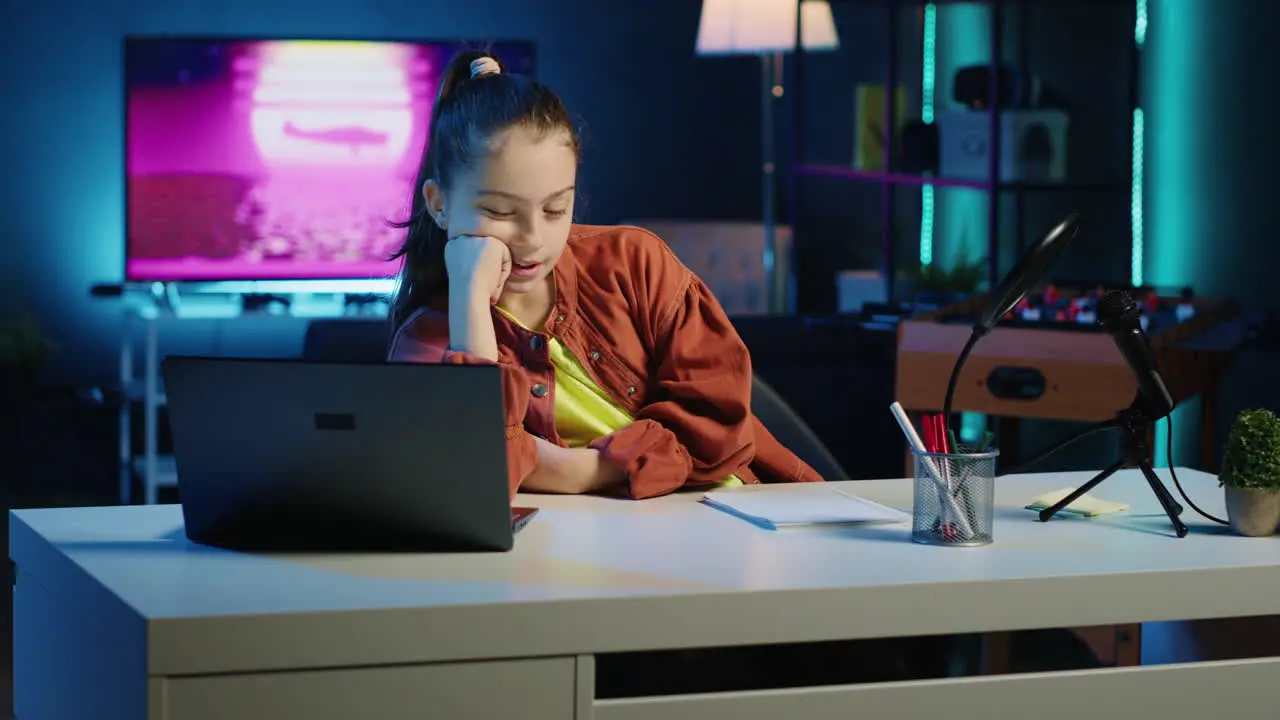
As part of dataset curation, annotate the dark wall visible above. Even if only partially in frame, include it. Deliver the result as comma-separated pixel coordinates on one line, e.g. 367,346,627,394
1,0,764,385
1143,0,1280,313
8,0,1275,382
789,2,1137,312
1015,1,1134,286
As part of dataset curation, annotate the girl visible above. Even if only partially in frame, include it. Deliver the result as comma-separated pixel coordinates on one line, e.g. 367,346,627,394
388,50,823,498
386,49,1099,692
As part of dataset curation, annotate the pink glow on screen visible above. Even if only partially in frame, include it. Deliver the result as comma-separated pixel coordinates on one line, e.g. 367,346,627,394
247,42,417,166
126,39,447,282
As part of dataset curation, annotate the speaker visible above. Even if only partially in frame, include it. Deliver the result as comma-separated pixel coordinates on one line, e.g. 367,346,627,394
953,65,1038,109
936,109,1070,184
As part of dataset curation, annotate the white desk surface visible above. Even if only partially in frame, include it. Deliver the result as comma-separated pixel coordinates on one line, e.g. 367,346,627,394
13,468,1280,676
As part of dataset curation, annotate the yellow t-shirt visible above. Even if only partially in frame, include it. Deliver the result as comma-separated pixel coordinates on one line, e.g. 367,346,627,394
496,307,741,487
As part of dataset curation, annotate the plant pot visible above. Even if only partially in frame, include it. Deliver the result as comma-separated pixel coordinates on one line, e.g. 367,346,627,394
1224,486,1280,537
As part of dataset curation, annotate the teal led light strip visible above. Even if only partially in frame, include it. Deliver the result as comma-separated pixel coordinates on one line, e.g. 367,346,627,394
1131,0,1147,286
1131,108,1145,286
920,4,937,265
923,3,981,442
921,4,937,124
1136,0,1179,466
1135,0,1147,45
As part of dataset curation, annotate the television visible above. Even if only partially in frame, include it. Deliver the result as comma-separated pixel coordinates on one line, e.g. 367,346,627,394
124,36,536,285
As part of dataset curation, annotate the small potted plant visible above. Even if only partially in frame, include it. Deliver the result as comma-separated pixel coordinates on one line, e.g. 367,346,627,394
900,250,986,309
1220,408,1280,537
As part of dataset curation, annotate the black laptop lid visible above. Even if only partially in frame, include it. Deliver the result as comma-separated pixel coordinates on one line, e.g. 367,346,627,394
161,357,512,552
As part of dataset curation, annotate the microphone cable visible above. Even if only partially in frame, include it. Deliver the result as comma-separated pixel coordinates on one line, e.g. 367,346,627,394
1164,415,1229,526
1004,413,1230,527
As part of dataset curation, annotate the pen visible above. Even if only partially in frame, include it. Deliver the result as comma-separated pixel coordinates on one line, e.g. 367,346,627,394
888,403,974,538
933,416,959,541
918,412,948,533
976,430,994,453
946,425,981,526
922,415,951,538
931,413,975,542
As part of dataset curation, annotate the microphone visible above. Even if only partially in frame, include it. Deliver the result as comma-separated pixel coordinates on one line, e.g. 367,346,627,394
973,213,1080,337
1097,290,1175,421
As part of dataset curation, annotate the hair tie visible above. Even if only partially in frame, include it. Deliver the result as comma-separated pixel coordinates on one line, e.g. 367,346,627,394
469,57,501,79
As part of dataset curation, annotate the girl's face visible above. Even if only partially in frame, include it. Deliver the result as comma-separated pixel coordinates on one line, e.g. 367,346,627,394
427,125,578,296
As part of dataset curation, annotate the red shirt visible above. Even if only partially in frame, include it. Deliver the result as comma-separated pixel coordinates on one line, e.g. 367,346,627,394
389,224,824,498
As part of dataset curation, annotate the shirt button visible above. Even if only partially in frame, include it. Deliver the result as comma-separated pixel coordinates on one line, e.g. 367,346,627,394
556,314,566,323
530,335,545,351
531,383,549,398
589,351,601,361
627,386,637,395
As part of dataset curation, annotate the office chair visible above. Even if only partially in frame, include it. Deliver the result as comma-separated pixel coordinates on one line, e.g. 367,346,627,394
750,374,850,481
301,319,389,363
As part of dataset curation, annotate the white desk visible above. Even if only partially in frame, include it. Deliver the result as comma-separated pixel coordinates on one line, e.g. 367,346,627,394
12,468,1280,719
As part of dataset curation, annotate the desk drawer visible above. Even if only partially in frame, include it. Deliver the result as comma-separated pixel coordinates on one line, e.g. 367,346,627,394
157,657,575,720
594,657,1280,720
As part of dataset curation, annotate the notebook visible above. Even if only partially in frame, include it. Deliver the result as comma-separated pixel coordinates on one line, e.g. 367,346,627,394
700,484,910,529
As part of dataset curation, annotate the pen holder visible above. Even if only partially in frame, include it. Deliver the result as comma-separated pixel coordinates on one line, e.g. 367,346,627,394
910,447,999,547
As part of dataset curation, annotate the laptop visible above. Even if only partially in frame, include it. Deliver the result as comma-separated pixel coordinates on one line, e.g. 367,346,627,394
161,356,537,552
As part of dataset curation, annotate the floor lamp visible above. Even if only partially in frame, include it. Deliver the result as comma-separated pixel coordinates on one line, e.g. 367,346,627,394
696,0,839,314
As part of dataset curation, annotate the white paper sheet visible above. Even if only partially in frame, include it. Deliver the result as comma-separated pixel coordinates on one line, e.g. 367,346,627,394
700,484,910,528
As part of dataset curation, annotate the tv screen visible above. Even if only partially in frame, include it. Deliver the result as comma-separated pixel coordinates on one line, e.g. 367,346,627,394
124,37,535,284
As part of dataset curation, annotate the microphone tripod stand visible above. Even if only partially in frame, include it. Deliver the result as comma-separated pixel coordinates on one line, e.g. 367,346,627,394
1036,402,1188,538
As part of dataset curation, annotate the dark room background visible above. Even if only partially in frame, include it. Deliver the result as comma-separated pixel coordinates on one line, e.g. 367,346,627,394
6,1,1280,712
1,0,772,386
3,0,1280,466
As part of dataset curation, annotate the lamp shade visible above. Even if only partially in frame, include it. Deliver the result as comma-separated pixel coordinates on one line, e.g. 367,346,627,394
695,0,840,56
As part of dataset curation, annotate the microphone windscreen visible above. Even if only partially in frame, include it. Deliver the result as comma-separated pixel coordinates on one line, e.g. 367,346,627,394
1097,290,1142,334
1098,290,1138,321
974,212,1080,335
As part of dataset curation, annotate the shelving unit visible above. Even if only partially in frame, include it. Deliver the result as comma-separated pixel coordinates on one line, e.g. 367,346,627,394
111,283,389,505
786,0,1140,303
117,295,167,506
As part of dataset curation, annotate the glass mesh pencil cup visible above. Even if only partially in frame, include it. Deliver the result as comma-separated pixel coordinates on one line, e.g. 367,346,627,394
910,447,999,547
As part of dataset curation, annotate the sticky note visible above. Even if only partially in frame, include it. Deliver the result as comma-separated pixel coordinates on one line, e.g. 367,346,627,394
1026,488,1129,517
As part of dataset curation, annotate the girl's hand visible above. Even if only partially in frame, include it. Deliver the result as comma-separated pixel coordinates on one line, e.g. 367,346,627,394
444,234,512,305
523,437,626,495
